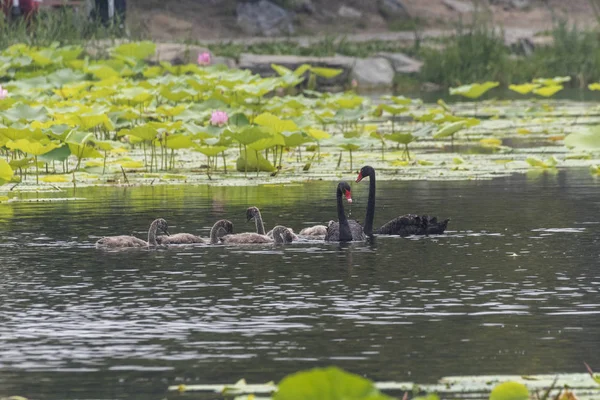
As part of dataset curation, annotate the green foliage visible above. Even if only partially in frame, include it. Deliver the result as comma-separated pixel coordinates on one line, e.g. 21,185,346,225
274,367,394,400
489,381,529,400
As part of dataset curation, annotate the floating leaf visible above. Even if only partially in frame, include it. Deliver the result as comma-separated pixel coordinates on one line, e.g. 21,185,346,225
489,381,529,400
533,85,563,97
449,82,499,99
564,126,600,150
508,83,540,95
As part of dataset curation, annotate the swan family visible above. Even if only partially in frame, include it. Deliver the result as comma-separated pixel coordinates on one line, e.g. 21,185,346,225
95,166,449,249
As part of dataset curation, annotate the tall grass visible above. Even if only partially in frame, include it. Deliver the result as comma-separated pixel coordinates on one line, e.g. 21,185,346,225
0,8,137,49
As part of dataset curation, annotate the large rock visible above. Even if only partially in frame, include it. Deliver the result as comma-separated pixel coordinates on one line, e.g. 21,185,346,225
338,5,363,19
378,0,410,19
236,0,295,37
442,0,475,13
351,57,395,89
239,53,355,87
376,52,423,74
155,43,209,65
490,0,531,10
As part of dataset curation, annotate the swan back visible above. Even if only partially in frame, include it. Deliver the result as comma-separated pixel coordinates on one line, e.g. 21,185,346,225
271,226,294,244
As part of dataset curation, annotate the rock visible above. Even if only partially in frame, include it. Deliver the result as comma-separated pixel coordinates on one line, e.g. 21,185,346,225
351,57,395,89
155,43,209,65
442,0,475,13
211,56,238,69
236,0,294,37
490,0,531,10
376,52,423,74
378,0,411,19
338,5,362,19
289,0,315,14
239,53,355,87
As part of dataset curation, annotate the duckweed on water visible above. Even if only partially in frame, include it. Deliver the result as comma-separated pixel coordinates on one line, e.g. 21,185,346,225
2,42,600,198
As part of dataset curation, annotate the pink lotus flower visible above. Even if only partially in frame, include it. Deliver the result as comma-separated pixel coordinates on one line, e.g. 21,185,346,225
197,52,211,66
0,85,7,100
351,79,358,88
210,110,228,126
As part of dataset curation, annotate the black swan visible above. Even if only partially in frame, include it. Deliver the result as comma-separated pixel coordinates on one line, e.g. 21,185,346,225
298,225,328,237
246,206,300,240
156,219,234,245
271,225,295,244
324,181,366,242
96,218,170,248
356,165,449,236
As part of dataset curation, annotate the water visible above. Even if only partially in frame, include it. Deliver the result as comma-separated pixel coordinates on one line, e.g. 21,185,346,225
1,170,600,399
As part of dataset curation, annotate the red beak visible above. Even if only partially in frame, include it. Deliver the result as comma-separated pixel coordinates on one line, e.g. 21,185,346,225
344,189,353,203
356,172,363,183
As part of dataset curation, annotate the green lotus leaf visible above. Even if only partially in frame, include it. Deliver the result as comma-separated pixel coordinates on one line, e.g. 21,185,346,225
142,66,163,78
389,95,414,105
282,131,311,148
113,41,156,60
0,159,14,183
254,112,298,133
449,81,499,99
388,132,416,145
6,139,60,156
68,143,104,159
248,134,286,151
55,45,83,61
9,157,34,169
5,76,51,91
309,67,343,78
30,49,55,67
65,130,94,146
274,367,393,400
434,121,468,139
533,85,563,97
2,104,49,122
78,112,115,131
533,76,571,86
307,128,330,140
377,104,408,115
236,150,276,172
338,141,361,151
47,69,86,87
271,64,293,77
0,127,46,141
489,381,529,400
195,145,228,157
165,134,194,150
156,104,187,117
228,113,250,127
120,125,158,141
159,87,196,102
38,144,71,162
294,64,311,77
86,64,120,80
565,126,600,149
116,87,154,105
508,83,540,95
227,126,272,146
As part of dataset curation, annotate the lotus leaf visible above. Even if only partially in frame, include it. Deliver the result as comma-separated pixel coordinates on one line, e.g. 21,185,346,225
389,132,416,145
449,82,499,99
282,131,311,147
38,145,71,162
589,83,600,91
113,41,156,61
236,150,276,172
254,113,298,133
534,76,571,86
489,381,529,400
307,128,330,140
0,159,14,183
122,125,159,141
165,134,194,150
6,139,60,156
156,105,187,117
533,85,563,97
41,175,70,183
377,104,408,115
228,126,272,146
508,83,540,95
274,367,393,400
195,146,229,157
86,64,120,80
564,126,600,149
271,64,293,77
248,135,286,152
434,121,468,139
2,104,48,122
47,69,87,88
309,67,343,79
68,143,104,159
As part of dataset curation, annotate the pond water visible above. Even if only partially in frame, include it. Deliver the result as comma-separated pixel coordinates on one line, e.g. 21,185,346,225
1,169,600,399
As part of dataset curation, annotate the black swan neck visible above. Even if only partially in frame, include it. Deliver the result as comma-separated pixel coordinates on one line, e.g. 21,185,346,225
254,210,266,235
336,187,352,241
364,171,376,236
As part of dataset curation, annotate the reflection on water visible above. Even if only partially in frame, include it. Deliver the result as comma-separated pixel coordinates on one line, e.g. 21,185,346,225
1,169,600,399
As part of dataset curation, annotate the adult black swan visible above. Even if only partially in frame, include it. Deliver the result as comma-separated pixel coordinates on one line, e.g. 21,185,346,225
325,181,366,242
356,165,449,237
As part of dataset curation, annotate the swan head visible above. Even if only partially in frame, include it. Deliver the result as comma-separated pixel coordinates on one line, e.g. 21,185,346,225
338,181,353,203
356,165,374,183
246,206,261,222
156,218,170,235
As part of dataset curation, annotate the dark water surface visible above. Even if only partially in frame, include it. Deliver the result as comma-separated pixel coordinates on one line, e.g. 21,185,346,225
1,170,600,399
